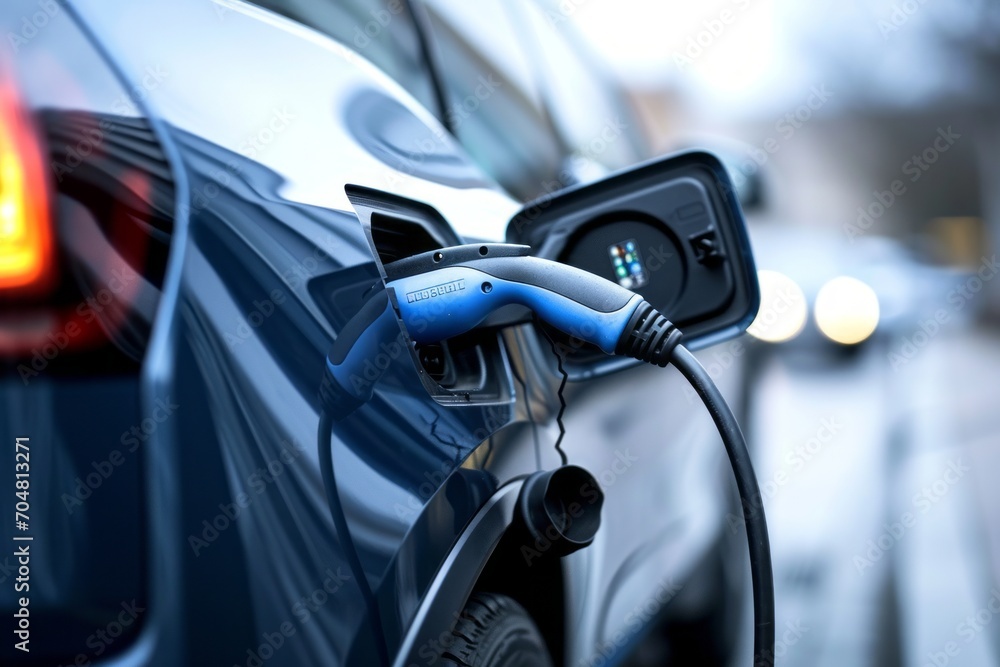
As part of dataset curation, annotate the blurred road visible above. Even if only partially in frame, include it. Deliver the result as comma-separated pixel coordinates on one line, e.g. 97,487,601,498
740,326,1000,667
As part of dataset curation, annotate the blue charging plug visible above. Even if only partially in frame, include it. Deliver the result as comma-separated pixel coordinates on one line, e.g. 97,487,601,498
324,243,682,417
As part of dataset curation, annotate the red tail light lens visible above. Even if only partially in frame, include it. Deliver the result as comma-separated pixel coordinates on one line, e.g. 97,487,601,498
0,75,53,293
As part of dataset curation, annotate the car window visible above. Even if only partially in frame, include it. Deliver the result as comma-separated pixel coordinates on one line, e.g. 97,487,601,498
419,0,565,201
514,1,646,173
419,0,646,201
248,0,440,114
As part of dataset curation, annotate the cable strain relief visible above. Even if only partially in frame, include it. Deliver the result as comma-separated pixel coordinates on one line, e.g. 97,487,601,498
319,367,364,422
615,301,683,367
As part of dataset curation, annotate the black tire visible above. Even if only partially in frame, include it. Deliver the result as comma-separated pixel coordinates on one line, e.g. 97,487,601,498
441,593,554,667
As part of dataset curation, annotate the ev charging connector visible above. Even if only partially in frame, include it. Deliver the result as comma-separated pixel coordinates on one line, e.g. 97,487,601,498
318,241,775,667
325,242,684,418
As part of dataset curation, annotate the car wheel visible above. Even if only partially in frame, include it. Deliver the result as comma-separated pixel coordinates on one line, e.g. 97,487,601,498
441,593,553,667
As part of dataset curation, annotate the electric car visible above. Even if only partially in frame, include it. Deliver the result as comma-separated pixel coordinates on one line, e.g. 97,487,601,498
0,1,750,665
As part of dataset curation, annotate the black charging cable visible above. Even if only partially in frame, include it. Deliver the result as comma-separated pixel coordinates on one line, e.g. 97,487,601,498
670,344,775,667
317,376,391,667
616,303,775,665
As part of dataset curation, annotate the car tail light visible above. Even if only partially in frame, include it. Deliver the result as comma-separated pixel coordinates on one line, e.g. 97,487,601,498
0,73,54,294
